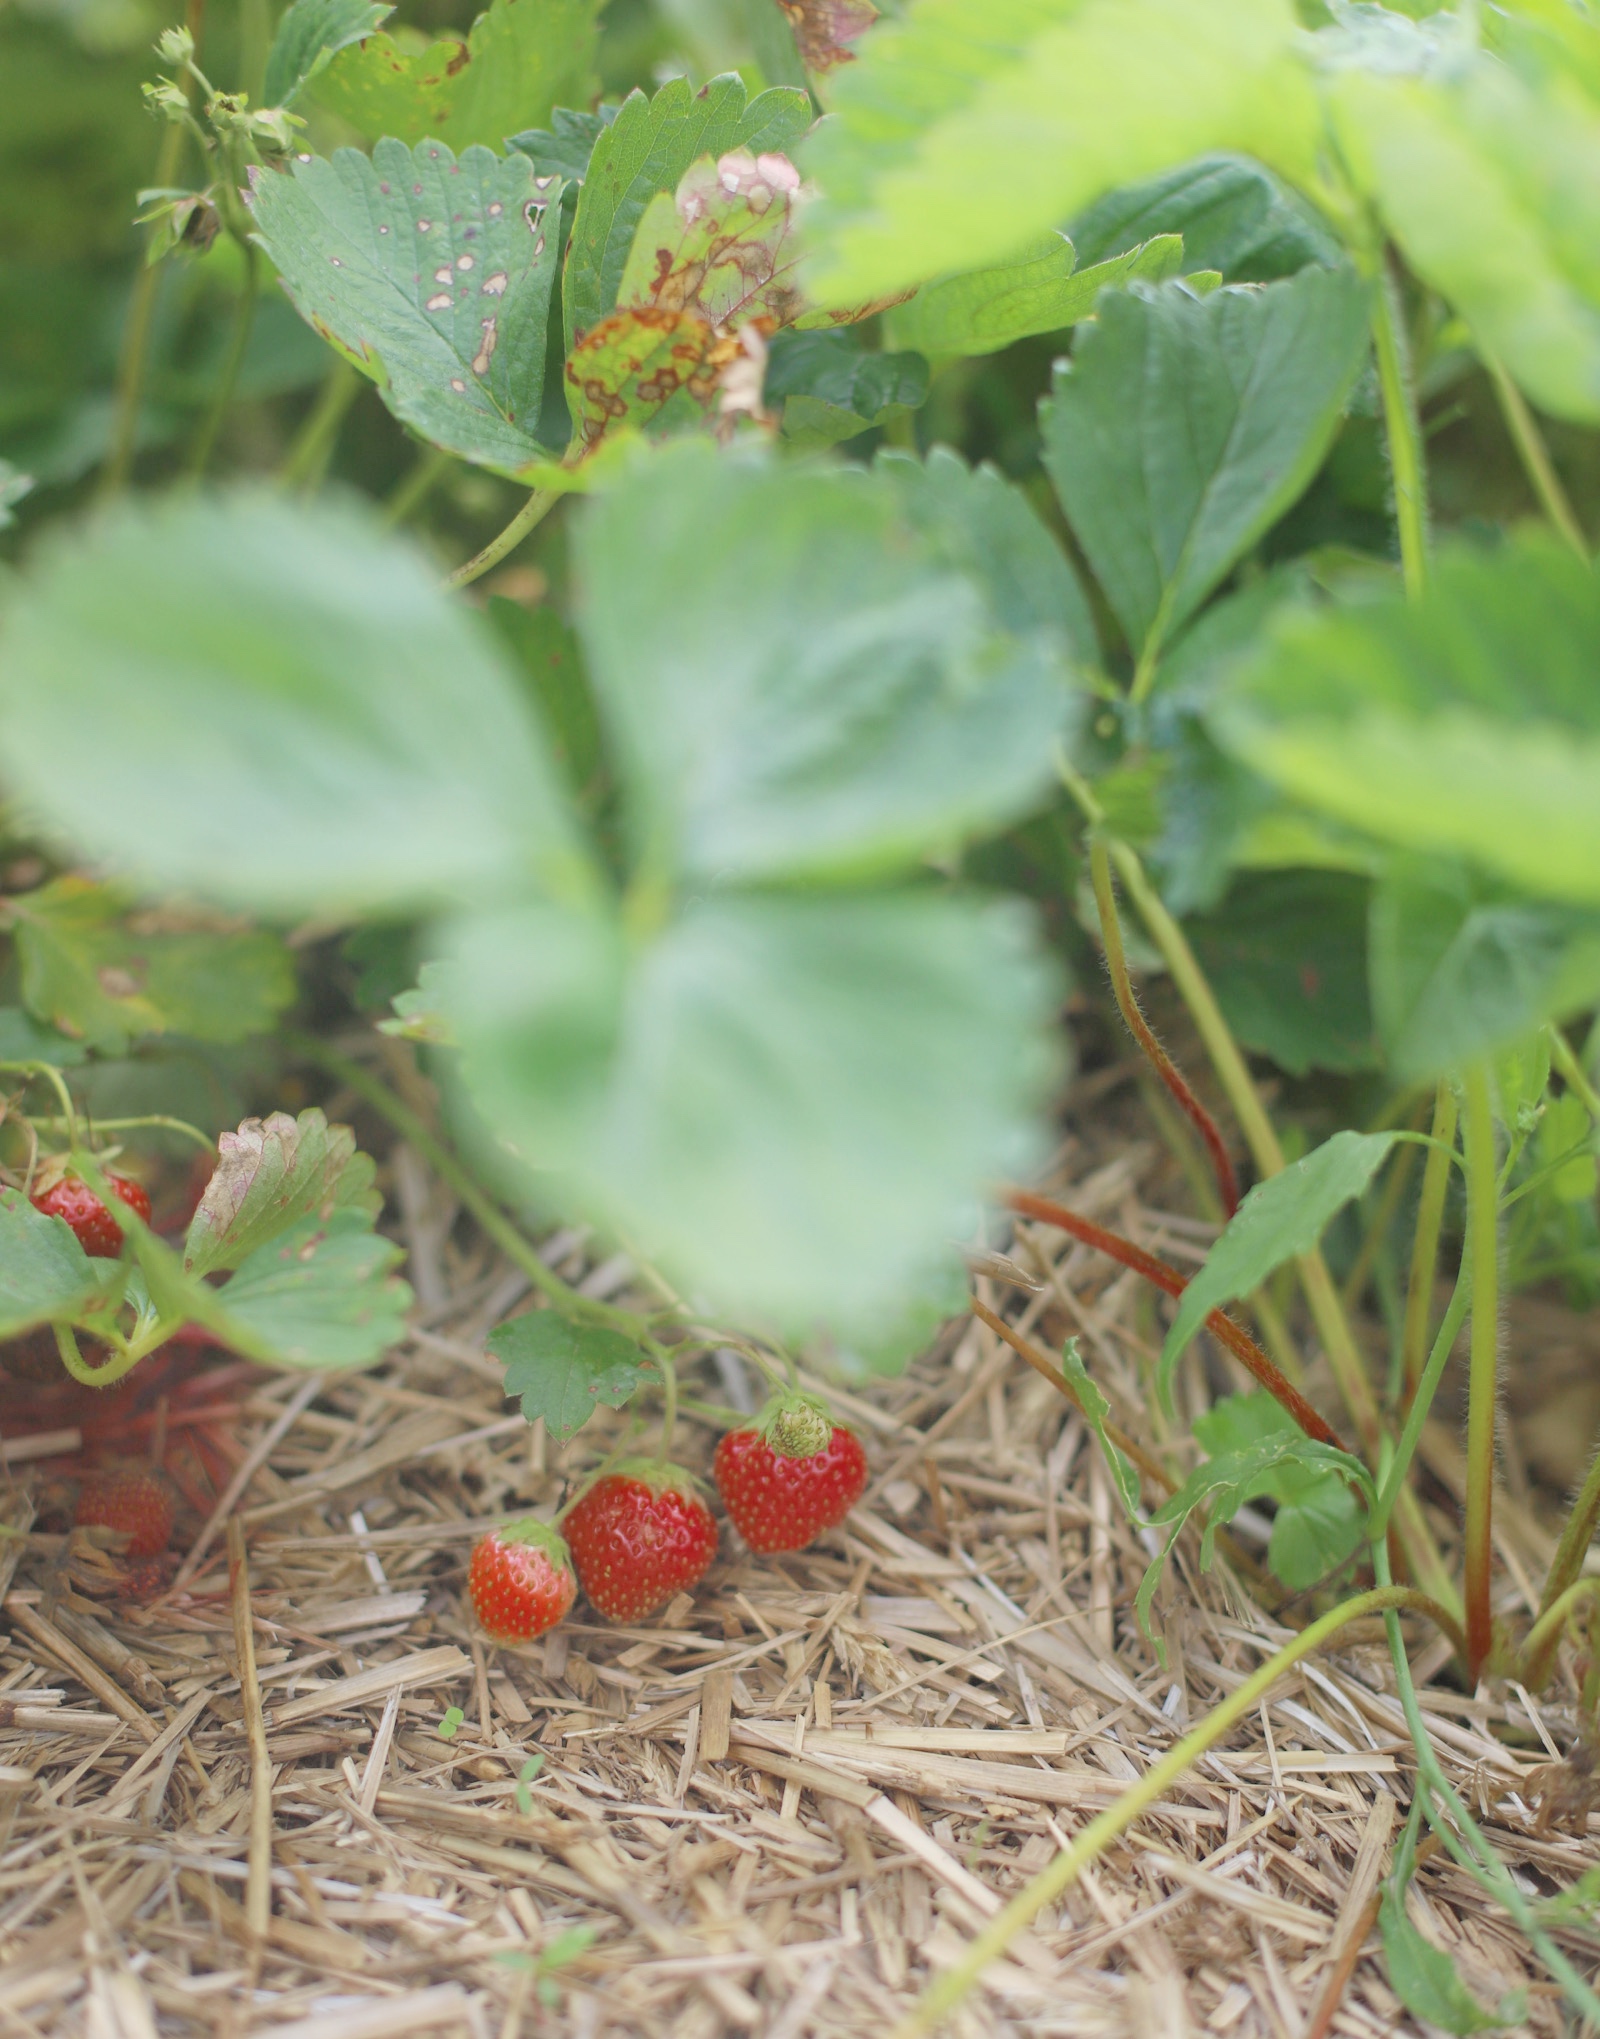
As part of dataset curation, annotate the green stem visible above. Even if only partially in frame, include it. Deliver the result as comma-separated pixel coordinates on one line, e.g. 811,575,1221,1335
1548,1023,1600,1125
286,1031,642,1335
1371,257,1430,598
100,122,185,501
1537,1446,1600,1627
655,1342,679,1458
1400,1083,1458,1402
1485,353,1588,558
1520,1576,1600,1692
30,1112,215,1153
53,1323,144,1391
892,1585,1462,2039
1370,1248,1473,1544
0,1059,82,1150
187,237,259,481
1461,1062,1500,1682
1340,1122,1418,1317
445,488,558,590
382,444,454,528
279,359,361,494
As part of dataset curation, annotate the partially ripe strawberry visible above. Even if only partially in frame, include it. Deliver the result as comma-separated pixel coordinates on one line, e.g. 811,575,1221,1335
31,1172,150,1258
564,1461,717,1622
714,1394,867,1554
74,1469,175,1557
469,1518,577,1642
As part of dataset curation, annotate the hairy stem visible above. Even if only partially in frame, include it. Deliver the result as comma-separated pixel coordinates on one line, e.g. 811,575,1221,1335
1485,353,1587,558
1088,836,1238,1216
1371,257,1430,597
30,1112,215,1153
1536,1446,1600,1631
1004,1189,1344,1451
445,487,558,590
1548,1023,1600,1124
1400,1083,1458,1401
1340,1120,1419,1317
654,1342,679,1458
1370,1248,1473,1545
100,123,185,501
1461,1062,1500,1682
893,1586,1461,2039
1520,1576,1600,1692
53,1323,143,1390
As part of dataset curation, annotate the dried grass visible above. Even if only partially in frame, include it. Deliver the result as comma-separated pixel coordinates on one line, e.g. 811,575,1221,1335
2,1049,1597,2036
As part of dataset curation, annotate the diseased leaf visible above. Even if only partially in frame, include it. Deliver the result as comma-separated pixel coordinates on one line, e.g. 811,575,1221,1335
211,1208,411,1369
615,150,809,332
508,104,620,185
884,231,1181,358
765,329,928,448
563,306,725,455
184,1108,380,1278
779,0,877,76
0,490,584,918
801,0,1316,307
248,139,564,480
1040,265,1371,661
263,0,392,108
1160,1131,1405,1396
563,74,811,352
0,1188,102,1337
8,878,293,1053
489,1310,652,1440
1070,153,1341,283
575,439,1076,884
309,0,601,152
1061,1338,1143,1521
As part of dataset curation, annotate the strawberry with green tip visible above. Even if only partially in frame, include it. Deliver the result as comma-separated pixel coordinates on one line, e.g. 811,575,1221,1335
714,1393,867,1554
563,1459,717,1622
31,1169,150,1258
468,1517,577,1642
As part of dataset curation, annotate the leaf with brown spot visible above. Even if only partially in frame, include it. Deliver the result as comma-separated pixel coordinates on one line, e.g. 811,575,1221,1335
778,0,877,75
184,1108,380,1278
563,306,728,454
615,149,810,334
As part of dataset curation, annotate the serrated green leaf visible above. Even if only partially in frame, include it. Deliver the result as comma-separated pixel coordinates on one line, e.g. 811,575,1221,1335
876,444,1098,666
309,0,601,152
563,308,724,456
1160,1130,1405,1397
1061,1338,1143,1522
1213,534,1600,911
765,329,928,448
0,1188,103,1337
8,878,293,1053
446,888,1062,1337
248,139,564,479
0,1004,89,1068
883,230,1182,359
263,0,393,108
615,150,808,331
211,1207,411,1369
508,104,619,184
801,0,1317,307
489,1310,652,1439
0,490,585,918
1379,1884,1521,2032
563,73,811,353
1069,154,1342,284
184,1108,380,1277
1371,861,1600,1084
575,440,1075,885
1040,265,1371,662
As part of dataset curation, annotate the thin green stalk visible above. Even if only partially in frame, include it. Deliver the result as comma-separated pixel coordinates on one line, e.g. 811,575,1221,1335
0,1058,82,1149
1461,1062,1501,1682
892,1585,1461,2039
656,1342,679,1458
1371,258,1430,597
445,488,558,590
1520,1576,1600,1691
1548,1023,1600,1125
30,1112,214,1152
1340,1128,1418,1317
1485,353,1588,558
279,360,361,494
100,123,184,501
1537,1445,1600,1626
1370,1249,1473,1545
1400,1084,1458,1401
186,238,259,481
53,1323,142,1390
382,443,454,527
287,1031,644,1336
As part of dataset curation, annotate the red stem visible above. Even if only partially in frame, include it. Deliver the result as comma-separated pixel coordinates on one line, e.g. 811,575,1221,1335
1006,1188,1345,1452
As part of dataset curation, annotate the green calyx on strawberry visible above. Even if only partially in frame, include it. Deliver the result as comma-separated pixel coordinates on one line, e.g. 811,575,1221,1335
562,1458,718,1623
468,1516,577,1642
755,1392,833,1460
713,1397,868,1555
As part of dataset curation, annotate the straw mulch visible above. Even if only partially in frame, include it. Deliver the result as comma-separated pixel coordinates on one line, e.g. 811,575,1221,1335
2,1045,1598,2038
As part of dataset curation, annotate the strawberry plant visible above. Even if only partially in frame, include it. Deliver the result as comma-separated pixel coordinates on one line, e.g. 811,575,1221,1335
5,0,1600,2026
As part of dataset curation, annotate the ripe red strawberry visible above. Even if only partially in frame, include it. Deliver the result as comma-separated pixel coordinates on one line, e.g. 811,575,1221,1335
563,1460,717,1622
714,1394,867,1554
468,1518,576,1642
73,1469,175,1557
30,1171,151,1258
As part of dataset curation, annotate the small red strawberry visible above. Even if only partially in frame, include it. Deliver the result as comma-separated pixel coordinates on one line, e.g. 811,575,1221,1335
563,1460,717,1622
469,1518,577,1642
30,1171,151,1258
714,1394,868,1554
73,1469,175,1557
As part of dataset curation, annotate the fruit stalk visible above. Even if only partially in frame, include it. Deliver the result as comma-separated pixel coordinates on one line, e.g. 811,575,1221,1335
1461,1061,1501,1681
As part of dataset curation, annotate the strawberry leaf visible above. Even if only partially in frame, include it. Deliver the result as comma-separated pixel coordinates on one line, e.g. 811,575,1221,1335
184,1108,380,1277
209,1209,411,1369
263,0,393,108
0,1189,104,1338
614,151,808,332
489,1311,653,1440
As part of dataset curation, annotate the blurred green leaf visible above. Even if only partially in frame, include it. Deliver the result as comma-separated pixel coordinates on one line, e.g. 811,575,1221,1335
263,0,393,108
1214,534,1600,909
0,459,32,530
0,1004,89,1067
184,1108,380,1278
509,104,619,184
563,73,811,353
211,1207,411,1369
1379,1881,1523,2032
487,599,605,802
575,441,1076,884
1069,153,1341,283
825,1250,971,1380
0,1188,102,1337
1040,265,1370,662
248,140,565,478
765,330,928,448
884,231,1182,359
310,0,601,151
8,878,293,1053
0,490,584,917
489,1310,652,1439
